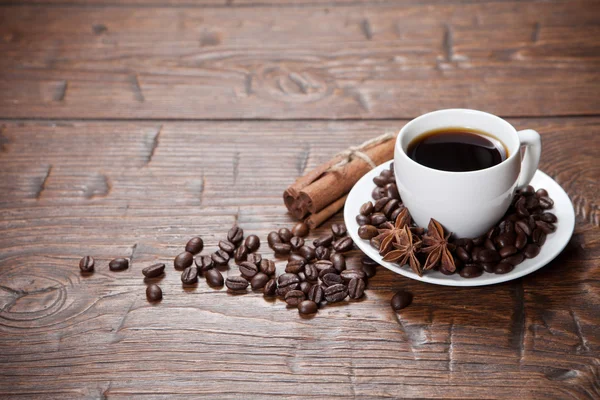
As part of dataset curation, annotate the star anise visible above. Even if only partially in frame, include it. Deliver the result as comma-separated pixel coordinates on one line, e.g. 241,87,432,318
382,226,423,276
375,207,411,255
421,218,456,272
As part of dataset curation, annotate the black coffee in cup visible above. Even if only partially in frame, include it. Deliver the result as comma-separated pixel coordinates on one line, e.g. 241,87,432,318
407,127,508,172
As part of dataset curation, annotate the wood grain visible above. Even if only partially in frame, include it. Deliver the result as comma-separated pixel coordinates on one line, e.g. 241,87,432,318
0,119,598,398
0,2,599,119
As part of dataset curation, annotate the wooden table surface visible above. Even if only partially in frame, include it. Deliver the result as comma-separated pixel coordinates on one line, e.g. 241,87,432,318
1,1,599,398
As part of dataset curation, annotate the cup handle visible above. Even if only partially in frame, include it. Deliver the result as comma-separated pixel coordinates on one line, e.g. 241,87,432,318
516,129,542,189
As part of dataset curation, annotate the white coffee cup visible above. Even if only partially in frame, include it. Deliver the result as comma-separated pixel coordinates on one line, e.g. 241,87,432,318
394,109,541,238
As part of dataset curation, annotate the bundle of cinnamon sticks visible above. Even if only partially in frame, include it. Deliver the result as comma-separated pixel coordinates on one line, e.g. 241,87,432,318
283,133,397,228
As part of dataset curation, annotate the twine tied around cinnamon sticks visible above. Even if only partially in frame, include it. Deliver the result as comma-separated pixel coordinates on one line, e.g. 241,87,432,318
284,131,398,228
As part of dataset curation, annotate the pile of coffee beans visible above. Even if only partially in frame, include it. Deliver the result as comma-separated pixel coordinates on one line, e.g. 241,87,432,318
357,163,558,278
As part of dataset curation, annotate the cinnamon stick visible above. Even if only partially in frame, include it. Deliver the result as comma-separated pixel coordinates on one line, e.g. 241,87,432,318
298,136,396,215
305,195,348,229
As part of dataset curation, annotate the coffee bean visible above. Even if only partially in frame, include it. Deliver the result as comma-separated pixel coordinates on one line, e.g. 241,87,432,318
373,176,388,187
524,243,541,258
515,220,532,236
288,253,307,263
478,249,500,263
532,228,547,246
319,267,338,279
535,220,556,234
456,247,470,262
181,266,198,285
251,272,269,290
504,220,516,234
324,284,348,303
382,199,400,218
226,276,249,291
370,237,381,251
494,262,514,274
110,258,129,271
272,242,292,255
358,225,378,240
540,212,557,223
297,246,316,261
211,250,230,267
304,264,319,281
314,260,334,272
538,196,554,209
520,185,535,196
499,245,518,258
525,196,539,210
481,262,497,273
264,278,277,296
331,253,346,272
385,183,400,200
285,290,305,306
313,233,334,248
267,231,282,248
471,246,483,262
315,246,331,260
356,214,371,226
391,291,412,311
234,245,248,264
494,233,515,248
299,281,313,295
227,226,244,245
472,236,485,246
245,235,260,252
307,284,325,303
297,271,306,282
219,240,236,255
333,237,354,253
322,273,343,287
285,259,305,274
484,238,496,251
259,259,276,276
247,253,262,266
536,188,549,198
502,253,525,266
278,273,301,292
79,256,95,273
205,268,224,287
278,228,292,243
362,264,377,278
185,237,204,255
347,278,365,299
290,236,304,251
341,269,366,282
389,207,403,223
330,223,347,238
142,263,165,278
370,213,387,226
298,300,318,315
291,222,310,238
239,261,259,278
146,284,162,302
174,252,193,270
360,201,374,216
195,255,214,273
361,255,378,266
460,264,483,278
515,231,527,249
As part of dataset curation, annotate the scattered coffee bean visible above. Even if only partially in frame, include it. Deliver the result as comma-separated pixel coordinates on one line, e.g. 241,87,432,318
535,220,556,234
227,226,244,245
142,263,165,278
277,273,301,295
333,237,354,253
247,253,262,266
322,273,343,287
456,247,470,262
268,231,282,248
278,228,292,243
494,262,514,274
307,284,325,303
520,185,535,196
297,245,316,261
239,260,259,278
370,213,387,226
205,268,224,287
314,260,334,272
341,269,366,282
226,276,249,291
525,196,539,209
480,262,496,273
385,183,400,200
484,238,496,251
259,259,276,276
391,291,412,311
245,235,260,252
109,258,129,271
361,255,378,266
331,253,346,272
313,233,334,248
362,264,377,278
540,212,557,223
185,237,204,255
285,290,305,306
299,281,312,295
374,197,390,212
304,264,319,281
219,240,236,255
315,246,331,260
331,223,347,237
389,207,403,222
502,252,525,266
174,252,193,270
298,300,318,315
264,278,277,296
347,278,365,299
290,236,304,251
538,196,554,209
536,188,549,197
285,259,305,274
460,264,483,278
370,237,381,251
356,214,371,226
358,225,378,240
319,267,338,279
291,222,309,238
181,266,198,285
515,220,532,236
211,250,230,267
360,201,374,216
472,236,485,246
382,199,400,218
499,245,518,258
195,255,214,272
532,228,547,246
515,231,528,250
234,245,248,263
79,256,95,273
373,176,387,187
251,272,269,290
524,243,541,258
146,284,162,302
272,242,292,255
478,249,500,263
324,284,348,303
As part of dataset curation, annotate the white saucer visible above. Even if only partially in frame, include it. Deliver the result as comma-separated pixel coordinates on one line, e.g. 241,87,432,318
344,161,576,287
